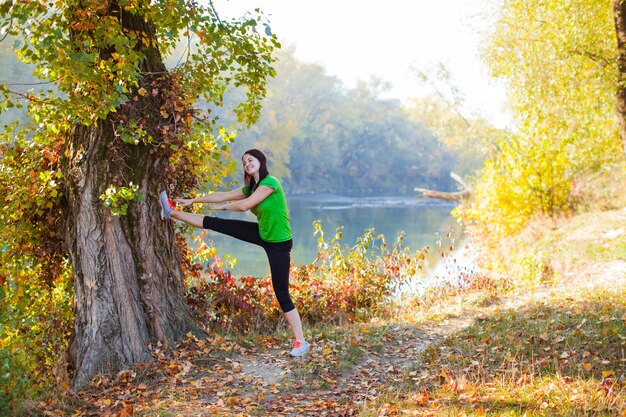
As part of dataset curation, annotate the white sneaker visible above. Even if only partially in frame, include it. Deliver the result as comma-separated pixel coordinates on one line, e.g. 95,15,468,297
289,340,310,357
159,191,174,219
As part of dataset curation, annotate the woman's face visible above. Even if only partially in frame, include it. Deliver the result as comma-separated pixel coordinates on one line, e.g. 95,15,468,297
242,153,261,176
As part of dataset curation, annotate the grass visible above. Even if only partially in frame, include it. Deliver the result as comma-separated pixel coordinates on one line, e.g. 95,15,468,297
543,211,626,263
364,287,625,416
360,172,626,416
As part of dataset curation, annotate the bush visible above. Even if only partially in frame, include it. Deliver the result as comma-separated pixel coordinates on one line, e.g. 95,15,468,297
0,271,73,416
186,265,279,334
291,221,426,324
186,221,428,331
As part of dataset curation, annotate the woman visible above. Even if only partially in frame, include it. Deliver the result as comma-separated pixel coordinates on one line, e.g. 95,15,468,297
159,149,309,357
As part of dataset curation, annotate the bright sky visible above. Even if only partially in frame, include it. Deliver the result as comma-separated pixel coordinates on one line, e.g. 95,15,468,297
219,0,511,127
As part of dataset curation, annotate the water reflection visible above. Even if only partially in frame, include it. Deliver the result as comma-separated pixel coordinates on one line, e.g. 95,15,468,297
201,195,463,277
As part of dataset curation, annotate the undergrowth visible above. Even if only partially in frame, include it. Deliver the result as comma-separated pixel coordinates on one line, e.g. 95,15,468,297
185,220,434,333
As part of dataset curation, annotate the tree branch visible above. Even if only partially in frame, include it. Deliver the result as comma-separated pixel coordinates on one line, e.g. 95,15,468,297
415,171,471,201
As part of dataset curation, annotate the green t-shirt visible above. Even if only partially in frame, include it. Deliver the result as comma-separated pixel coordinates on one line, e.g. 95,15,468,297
243,176,292,243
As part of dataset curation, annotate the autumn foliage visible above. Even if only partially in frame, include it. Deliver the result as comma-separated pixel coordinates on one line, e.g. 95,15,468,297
184,221,428,335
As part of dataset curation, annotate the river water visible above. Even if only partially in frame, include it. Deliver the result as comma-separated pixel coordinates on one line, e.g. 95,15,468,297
200,194,463,277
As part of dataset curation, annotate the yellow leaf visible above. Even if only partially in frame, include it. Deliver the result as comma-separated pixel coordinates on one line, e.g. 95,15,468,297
137,87,147,96
601,370,614,378
582,363,592,371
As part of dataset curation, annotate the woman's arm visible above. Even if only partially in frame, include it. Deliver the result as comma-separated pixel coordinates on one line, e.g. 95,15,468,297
214,186,274,212
175,188,246,208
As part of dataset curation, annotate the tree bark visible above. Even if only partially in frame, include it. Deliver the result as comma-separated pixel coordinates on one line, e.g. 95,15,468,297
61,3,201,389
614,0,626,151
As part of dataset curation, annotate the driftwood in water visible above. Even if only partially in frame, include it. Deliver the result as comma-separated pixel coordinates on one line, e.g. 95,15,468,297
415,172,471,201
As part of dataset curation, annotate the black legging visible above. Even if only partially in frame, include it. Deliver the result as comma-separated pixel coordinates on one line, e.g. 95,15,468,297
202,216,295,313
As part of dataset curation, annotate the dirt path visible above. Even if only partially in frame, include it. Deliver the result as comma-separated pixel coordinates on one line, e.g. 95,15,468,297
232,321,470,416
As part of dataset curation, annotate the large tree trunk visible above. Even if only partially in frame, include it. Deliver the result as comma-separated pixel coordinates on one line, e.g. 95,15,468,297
61,3,200,389
614,0,626,151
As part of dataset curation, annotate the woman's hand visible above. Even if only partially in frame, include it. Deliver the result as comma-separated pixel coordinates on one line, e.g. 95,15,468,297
174,198,195,208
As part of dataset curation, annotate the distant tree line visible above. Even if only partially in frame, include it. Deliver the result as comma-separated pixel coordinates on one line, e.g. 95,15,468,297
213,47,470,196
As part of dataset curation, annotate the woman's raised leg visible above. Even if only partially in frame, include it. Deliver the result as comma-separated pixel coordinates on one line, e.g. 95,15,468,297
170,210,205,228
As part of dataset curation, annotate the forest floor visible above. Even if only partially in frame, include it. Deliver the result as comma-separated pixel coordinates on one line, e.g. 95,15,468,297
29,199,626,416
